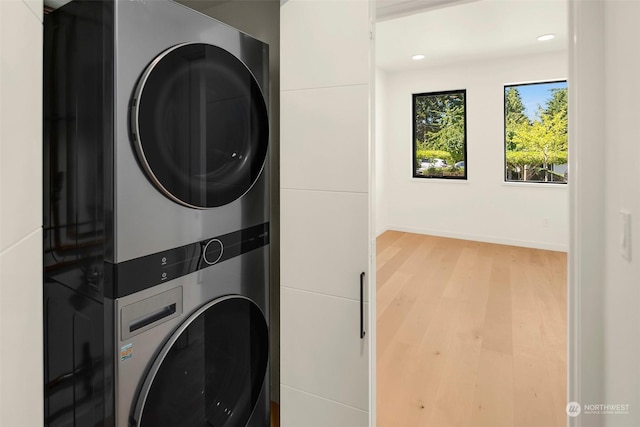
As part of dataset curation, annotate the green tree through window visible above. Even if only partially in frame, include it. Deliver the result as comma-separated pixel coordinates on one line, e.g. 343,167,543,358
504,81,568,183
413,90,467,179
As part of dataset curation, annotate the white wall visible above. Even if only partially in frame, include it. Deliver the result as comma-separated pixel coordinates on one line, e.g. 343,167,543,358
601,0,640,424
375,68,388,235
568,1,640,425
0,0,44,426
379,51,569,251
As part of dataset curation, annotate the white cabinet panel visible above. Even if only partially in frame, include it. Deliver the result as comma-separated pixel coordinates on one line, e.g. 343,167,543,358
281,385,368,427
0,0,43,252
0,229,43,427
23,0,43,23
281,0,369,91
281,189,368,301
280,0,372,424
281,85,369,193
281,286,369,411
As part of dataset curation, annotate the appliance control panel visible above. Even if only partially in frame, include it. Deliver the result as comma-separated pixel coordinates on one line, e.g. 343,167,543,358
107,222,269,298
202,239,224,265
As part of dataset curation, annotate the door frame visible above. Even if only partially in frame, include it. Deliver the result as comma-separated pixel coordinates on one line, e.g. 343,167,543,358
369,2,604,426
368,0,377,425
567,1,606,426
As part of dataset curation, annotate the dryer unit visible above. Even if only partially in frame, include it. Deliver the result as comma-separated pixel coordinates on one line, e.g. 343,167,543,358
43,1,270,425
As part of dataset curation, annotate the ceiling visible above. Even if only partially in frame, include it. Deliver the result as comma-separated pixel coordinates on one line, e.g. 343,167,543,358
376,0,479,21
376,0,568,72
175,0,232,12
44,0,234,11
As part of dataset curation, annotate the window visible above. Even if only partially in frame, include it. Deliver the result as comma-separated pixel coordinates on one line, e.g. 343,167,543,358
504,81,568,183
412,89,467,179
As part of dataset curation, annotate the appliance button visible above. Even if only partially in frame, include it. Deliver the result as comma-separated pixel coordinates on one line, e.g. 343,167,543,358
203,239,224,265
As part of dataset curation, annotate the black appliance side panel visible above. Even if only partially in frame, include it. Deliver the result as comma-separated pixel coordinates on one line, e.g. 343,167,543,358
43,0,114,299
43,0,115,425
44,278,106,427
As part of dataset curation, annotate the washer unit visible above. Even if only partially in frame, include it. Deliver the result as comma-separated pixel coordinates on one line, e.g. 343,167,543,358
43,1,270,425
114,229,270,427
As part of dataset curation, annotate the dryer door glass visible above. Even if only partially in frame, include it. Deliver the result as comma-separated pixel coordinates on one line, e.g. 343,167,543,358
136,297,268,427
133,43,269,208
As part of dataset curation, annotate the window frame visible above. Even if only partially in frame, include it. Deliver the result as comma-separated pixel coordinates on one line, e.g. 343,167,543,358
412,89,468,181
503,80,568,185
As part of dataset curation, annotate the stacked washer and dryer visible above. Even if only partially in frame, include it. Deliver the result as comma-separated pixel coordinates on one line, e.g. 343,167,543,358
43,1,270,426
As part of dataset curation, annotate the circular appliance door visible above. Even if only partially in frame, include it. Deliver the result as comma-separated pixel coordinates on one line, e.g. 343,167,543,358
134,296,269,427
131,43,269,208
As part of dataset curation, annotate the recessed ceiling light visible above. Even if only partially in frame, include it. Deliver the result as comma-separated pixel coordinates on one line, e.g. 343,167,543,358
412,54,425,61
537,34,555,42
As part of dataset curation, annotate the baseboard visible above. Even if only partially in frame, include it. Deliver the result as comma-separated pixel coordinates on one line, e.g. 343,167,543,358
375,226,388,237
386,225,568,252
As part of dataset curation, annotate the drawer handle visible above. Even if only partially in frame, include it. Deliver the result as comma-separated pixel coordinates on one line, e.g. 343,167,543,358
130,304,177,333
360,272,366,339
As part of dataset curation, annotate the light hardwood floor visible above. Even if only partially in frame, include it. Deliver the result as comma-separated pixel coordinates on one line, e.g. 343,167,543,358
377,231,567,427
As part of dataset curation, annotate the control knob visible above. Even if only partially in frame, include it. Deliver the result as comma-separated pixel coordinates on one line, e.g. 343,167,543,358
203,239,224,265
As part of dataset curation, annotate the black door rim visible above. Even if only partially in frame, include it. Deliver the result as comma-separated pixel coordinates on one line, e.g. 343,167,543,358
130,42,269,209
132,294,269,426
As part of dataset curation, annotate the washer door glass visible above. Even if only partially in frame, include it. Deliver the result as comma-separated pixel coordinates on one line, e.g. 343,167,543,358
136,297,268,427
132,43,269,208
